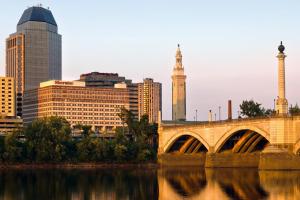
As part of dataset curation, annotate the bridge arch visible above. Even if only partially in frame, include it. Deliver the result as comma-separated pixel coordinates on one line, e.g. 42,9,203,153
214,126,270,153
163,130,210,153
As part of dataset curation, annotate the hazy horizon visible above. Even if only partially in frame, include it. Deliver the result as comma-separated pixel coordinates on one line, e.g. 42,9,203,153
1,0,300,121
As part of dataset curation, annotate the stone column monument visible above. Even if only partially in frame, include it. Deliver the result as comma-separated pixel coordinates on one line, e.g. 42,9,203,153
276,41,288,115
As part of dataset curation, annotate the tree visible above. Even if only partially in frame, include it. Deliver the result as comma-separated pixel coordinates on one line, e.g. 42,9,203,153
0,136,5,162
24,116,72,162
114,144,127,161
117,108,158,161
239,100,272,118
3,130,25,162
289,104,300,115
118,107,139,138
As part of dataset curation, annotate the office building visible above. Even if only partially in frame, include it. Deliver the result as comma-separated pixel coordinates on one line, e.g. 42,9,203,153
138,78,162,123
0,77,15,117
23,80,130,132
6,6,62,117
80,72,138,119
0,77,23,134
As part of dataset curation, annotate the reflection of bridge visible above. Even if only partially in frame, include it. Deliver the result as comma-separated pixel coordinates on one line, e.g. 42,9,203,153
158,168,269,200
158,168,300,200
158,116,300,169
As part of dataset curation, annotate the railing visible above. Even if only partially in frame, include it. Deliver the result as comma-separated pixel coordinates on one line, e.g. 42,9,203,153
161,114,300,126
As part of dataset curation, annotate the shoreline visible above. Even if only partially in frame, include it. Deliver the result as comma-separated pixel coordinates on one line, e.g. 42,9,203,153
0,162,159,170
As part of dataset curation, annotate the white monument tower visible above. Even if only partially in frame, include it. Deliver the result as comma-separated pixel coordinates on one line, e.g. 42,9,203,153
172,44,186,121
276,41,288,115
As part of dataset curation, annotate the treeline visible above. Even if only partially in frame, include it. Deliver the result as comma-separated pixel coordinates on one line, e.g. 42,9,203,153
0,108,158,163
239,100,300,118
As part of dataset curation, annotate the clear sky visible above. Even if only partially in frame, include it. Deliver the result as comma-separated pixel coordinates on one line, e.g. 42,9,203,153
1,0,300,121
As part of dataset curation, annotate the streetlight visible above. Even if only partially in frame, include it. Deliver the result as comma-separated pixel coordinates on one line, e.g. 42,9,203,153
195,109,198,122
218,106,221,121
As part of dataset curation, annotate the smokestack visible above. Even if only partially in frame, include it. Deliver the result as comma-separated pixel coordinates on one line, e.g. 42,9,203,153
228,100,232,120
208,110,213,122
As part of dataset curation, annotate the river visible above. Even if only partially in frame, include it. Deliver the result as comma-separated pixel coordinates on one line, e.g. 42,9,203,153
0,167,299,200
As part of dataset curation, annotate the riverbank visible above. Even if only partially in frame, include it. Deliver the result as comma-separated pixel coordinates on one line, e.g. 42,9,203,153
0,162,159,170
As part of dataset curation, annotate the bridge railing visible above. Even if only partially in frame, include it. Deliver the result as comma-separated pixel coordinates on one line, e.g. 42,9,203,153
161,114,300,126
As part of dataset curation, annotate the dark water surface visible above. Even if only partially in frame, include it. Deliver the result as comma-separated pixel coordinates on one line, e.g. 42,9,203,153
0,167,299,200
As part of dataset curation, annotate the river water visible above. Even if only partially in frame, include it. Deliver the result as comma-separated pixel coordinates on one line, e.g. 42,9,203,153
0,167,299,200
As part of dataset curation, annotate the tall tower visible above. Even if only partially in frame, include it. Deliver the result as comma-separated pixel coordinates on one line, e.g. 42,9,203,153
276,41,288,115
172,44,186,121
6,6,62,117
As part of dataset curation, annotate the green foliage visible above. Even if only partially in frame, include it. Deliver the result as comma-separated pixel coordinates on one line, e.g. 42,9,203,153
3,130,25,162
24,116,72,162
240,100,273,118
114,144,128,161
0,109,158,163
0,136,5,161
289,104,300,115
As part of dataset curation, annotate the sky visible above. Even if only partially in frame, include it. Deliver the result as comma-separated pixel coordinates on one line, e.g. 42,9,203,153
0,0,300,121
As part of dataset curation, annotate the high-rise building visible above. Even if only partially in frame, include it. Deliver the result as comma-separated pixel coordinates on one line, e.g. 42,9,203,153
0,77,16,117
172,44,186,121
23,80,130,132
6,6,62,117
0,77,23,135
138,78,162,123
80,72,139,119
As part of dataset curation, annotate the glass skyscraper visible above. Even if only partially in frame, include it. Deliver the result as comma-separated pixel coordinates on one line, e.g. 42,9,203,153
6,6,62,117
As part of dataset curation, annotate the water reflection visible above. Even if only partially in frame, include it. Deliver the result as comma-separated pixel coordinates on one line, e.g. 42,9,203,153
209,169,268,200
159,168,300,200
159,167,207,198
0,169,158,200
0,168,300,200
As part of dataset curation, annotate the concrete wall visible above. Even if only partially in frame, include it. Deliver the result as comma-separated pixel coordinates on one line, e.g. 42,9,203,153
158,153,206,167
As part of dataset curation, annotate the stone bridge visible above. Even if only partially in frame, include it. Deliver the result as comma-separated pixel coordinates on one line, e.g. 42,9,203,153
158,116,300,169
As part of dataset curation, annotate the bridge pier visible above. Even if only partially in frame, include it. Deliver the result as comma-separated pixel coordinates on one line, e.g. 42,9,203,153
205,153,260,168
158,153,206,167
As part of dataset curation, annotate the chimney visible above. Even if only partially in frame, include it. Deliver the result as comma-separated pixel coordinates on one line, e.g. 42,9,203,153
208,110,213,122
228,100,232,120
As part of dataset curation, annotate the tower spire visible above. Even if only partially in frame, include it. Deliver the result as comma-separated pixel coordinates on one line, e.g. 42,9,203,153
175,44,183,69
276,41,288,115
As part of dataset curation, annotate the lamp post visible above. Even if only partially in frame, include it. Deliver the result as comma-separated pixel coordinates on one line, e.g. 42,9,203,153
195,109,198,122
218,106,221,121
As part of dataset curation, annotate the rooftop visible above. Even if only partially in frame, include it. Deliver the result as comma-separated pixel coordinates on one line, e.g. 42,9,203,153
17,6,57,26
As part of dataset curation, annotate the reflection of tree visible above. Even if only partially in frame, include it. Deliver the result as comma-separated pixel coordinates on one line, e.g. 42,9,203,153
210,169,268,200
162,168,207,197
0,169,158,200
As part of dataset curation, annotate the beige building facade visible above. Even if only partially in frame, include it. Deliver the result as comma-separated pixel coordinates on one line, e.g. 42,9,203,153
0,77,16,117
79,72,139,119
172,45,186,121
23,80,130,132
138,78,162,123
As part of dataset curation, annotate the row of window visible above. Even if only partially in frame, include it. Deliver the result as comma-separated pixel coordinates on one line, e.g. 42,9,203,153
41,111,119,116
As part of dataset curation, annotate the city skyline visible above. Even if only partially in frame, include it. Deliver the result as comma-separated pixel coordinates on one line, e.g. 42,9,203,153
1,1,300,121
